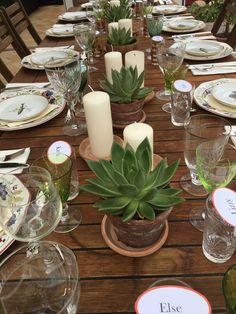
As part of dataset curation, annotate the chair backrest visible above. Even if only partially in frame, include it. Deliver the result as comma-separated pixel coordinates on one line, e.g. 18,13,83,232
1,0,41,50
212,0,236,48
0,9,27,83
63,0,74,11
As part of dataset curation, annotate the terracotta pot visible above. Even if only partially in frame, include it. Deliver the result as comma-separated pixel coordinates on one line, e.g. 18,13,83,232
106,39,138,57
108,208,172,248
111,99,144,127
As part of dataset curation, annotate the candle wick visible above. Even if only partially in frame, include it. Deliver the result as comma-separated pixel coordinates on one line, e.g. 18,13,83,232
88,84,94,92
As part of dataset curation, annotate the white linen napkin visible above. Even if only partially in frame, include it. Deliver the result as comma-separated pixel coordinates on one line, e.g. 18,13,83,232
62,11,86,19
172,31,216,41
225,126,236,147
5,82,50,89
32,46,74,53
0,148,30,174
189,62,236,76
51,24,74,34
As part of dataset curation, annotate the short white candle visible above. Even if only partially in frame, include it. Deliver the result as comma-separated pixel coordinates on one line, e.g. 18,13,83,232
104,51,123,84
110,0,120,7
108,22,119,36
118,19,133,35
125,50,145,87
123,122,153,156
83,91,114,158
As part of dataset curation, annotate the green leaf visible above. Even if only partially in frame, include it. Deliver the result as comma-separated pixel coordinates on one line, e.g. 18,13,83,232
80,184,114,198
138,201,156,220
95,196,131,210
134,169,146,190
111,141,125,173
118,184,139,196
86,160,112,183
86,178,121,196
122,200,139,221
148,193,185,208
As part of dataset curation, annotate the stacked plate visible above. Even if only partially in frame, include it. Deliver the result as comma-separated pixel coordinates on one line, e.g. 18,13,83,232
153,4,186,15
184,40,233,61
194,78,236,119
46,24,74,38
163,18,205,33
21,49,79,70
0,88,65,131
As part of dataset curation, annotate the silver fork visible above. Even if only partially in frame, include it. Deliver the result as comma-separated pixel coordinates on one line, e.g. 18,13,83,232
193,65,236,71
0,148,26,162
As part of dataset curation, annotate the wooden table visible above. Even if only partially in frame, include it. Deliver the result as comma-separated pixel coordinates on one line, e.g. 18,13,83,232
1,13,236,314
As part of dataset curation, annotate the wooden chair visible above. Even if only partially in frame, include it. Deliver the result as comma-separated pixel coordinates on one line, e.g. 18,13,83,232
63,0,74,11
0,9,28,83
0,0,41,54
212,0,236,48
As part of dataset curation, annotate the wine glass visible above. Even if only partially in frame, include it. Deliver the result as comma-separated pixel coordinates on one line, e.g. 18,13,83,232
73,22,97,72
192,138,236,232
44,56,84,137
156,40,186,113
0,241,80,314
181,114,231,199
32,153,82,233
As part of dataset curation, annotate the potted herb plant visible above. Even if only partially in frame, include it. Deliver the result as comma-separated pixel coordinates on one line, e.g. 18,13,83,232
99,66,153,127
81,138,184,249
106,27,137,55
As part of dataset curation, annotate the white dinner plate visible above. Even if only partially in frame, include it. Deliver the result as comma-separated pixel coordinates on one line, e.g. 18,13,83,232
0,174,30,254
163,19,205,33
58,11,87,21
0,88,65,131
153,4,186,14
0,95,48,122
184,41,233,61
81,2,93,9
194,78,236,119
212,83,236,108
21,49,79,70
185,40,225,57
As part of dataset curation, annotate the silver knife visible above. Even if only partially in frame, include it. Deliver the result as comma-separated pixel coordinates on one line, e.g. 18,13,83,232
0,163,29,168
0,148,26,162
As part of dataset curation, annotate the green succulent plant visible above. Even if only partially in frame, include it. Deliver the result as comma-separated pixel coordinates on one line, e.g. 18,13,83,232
81,138,184,222
99,66,153,103
107,27,135,46
105,0,132,22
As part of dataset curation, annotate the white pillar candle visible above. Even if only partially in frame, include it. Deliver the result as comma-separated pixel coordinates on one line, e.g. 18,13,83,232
125,50,145,87
104,51,123,84
110,0,120,6
118,19,133,35
123,122,153,156
83,91,114,158
108,22,119,36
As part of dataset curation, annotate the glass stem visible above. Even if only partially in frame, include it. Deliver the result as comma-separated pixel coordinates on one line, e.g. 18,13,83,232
65,100,77,127
61,203,70,223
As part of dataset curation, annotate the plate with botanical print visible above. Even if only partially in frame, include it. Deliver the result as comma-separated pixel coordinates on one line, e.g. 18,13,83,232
212,82,236,108
0,88,65,131
0,174,30,254
163,19,205,33
194,78,236,119
153,5,186,14
184,41,233,60
46,24,74,37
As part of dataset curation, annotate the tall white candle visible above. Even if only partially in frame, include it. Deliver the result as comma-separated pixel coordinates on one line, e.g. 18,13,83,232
123,122,153,156
83,91,114,158
125,50,145,87
104,52,123,84
108,22,119,36
110,0,120,6
118,19,133,35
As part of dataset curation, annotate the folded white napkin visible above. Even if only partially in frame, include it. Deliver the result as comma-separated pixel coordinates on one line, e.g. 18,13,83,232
172,31,214,39
62,11,86,19
32,46,74,53
0,148,30,174
189,62,236,76
225,126,236,147
5,82,49,89
52,24,74,34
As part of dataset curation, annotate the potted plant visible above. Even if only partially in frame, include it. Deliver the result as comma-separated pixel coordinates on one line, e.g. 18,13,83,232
99,66,153,127
81,138,184,248
105,0,132,23
106,27,137,55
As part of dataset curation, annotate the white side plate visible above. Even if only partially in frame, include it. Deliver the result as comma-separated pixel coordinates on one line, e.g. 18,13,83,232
212,83,236,108
185,40,224,56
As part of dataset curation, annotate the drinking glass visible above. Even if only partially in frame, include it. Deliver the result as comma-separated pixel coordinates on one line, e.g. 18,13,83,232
33,153,82,233
193,139,236,232
156,40,186,113
45,56,84,137
0,166,61,242
74,22,97,72
146,14,164,37
0,241,80,314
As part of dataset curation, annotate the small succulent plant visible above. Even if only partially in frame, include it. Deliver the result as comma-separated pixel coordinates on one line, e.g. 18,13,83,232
107,27,135,46
105,0,132,22
81,138,184,222
99,66,153,103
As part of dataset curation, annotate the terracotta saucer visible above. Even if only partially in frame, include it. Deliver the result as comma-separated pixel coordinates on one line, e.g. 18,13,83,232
79,135,123,161
113,110,146,129
153,153,162,167
144,91,155,104
101,215,169,257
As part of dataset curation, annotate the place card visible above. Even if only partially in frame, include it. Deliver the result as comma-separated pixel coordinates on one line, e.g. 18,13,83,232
135,286,212,314
47,140,72,164
212,188,236,227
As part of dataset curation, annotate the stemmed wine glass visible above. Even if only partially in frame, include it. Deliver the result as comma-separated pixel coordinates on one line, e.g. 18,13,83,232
156,39,186,113
45,56,84,137
192,138,236,232
32,153,82,234
73,22,97,72
181,114,231,199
